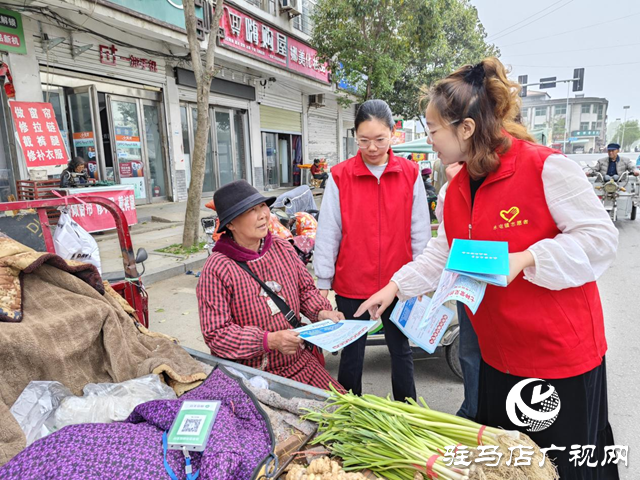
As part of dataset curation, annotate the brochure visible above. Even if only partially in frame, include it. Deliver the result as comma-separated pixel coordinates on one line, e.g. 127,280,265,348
294,320,377,353
167,400,221,452
446,239,509,287
418,270,487,329
390,296,455,354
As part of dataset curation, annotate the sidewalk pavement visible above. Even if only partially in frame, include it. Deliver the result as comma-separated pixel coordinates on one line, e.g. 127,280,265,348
98,187,322,285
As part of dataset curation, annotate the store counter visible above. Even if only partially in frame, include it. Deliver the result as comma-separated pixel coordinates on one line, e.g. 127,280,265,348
57,185,138,233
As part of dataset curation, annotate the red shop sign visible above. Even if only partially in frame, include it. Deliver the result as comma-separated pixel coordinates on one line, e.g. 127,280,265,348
67,189,138,233
10,101,69,167
219,5,329,83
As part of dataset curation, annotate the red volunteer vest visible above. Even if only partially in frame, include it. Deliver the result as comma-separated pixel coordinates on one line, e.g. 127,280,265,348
443,137,607,379
332,150,418,299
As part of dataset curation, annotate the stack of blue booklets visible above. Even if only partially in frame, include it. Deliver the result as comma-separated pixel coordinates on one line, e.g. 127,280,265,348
446,239,510,287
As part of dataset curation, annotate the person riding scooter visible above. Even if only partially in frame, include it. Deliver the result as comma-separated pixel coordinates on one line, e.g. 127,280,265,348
589,143,640,181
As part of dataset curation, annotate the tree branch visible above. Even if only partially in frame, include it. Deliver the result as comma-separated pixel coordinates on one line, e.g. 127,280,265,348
183,0,203,79
205,0,227,75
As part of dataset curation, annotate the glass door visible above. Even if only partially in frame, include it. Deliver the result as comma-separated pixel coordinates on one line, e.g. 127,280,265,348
278,134,292,186
68,86,103,180
191,107,217,193
263,132,278,188
214,109,234,187
142,101,169,200
234,110,250,183
108,96,146,201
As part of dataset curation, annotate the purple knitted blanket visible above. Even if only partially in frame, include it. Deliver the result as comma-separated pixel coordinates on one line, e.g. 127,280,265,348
0,368,273,479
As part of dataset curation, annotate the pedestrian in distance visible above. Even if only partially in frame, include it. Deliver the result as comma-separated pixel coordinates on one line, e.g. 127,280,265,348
310,158,329,188
356,58,619,479
314,99,430,402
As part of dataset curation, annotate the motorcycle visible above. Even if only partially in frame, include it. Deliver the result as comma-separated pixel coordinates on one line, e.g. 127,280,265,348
586,169,638,222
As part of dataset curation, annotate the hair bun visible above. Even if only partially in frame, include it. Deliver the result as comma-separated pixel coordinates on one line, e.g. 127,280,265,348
464,63,485,87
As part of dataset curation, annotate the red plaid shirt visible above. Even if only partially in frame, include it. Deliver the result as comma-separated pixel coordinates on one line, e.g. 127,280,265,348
197,237,340,390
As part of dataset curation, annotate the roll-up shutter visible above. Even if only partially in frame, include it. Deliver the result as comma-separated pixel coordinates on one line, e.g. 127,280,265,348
260,105,302,133
259,82,303,112
308,95,339,164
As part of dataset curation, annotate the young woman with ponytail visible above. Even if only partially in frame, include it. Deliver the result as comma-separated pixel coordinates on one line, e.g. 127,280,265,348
357,58,619,479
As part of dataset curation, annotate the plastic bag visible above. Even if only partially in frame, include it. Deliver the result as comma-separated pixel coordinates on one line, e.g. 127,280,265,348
53,374,177,428
10,375,176,444
10,381,73,446
53,210,102,274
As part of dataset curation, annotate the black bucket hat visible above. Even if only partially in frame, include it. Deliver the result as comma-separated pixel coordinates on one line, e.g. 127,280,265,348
214,180,276,231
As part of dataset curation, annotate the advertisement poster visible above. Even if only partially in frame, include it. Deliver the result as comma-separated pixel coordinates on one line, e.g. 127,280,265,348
72,131,95,148
65,188,138,232
10,101,69,167
0,7,27,55
120,177,146,199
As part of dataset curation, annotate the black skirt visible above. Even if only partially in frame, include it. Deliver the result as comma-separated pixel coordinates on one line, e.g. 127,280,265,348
476,357,619,480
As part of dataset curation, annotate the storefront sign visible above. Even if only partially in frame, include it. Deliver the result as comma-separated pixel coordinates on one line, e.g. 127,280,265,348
67,188,138,233
219,5,329,83
10,102,69,167
571,130,600,137
99,44,158,72
0,8,26,55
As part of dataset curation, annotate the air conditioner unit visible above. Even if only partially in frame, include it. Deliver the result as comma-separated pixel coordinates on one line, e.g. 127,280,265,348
280,0,301,17
309,94,326,107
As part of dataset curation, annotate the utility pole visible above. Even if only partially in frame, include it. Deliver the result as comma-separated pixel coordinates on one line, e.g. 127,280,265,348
519,77,580,153
621,105,630,151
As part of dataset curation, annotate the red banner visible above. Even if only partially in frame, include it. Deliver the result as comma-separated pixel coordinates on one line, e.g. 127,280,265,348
10,101,69,167
66,189,138,233
219,5,329,83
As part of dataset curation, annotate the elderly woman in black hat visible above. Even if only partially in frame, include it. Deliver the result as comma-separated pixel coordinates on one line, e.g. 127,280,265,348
197,180,344,390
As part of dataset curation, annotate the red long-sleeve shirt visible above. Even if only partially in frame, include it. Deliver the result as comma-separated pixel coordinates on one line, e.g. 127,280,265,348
197,236,339,390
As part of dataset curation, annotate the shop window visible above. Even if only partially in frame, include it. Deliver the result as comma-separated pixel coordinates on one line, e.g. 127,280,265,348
180,105,192,187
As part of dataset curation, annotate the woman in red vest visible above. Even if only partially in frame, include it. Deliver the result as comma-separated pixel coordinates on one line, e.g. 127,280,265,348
357,59,619,479
314,100,431,401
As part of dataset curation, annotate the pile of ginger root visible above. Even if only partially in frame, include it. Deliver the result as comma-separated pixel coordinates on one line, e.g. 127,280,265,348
285,457,377,480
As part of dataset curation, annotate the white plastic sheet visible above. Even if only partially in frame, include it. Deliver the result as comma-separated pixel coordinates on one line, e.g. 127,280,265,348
10,374,176,445
53,210,102,274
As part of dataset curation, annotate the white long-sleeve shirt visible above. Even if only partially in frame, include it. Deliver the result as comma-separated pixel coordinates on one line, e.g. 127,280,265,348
314,163,431,290
391,154,619,300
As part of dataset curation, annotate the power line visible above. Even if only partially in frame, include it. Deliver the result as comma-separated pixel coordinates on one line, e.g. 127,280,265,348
510,60,640,68
506,42,640,57
487,0,567,39
488,0,574,42
499,11,640,48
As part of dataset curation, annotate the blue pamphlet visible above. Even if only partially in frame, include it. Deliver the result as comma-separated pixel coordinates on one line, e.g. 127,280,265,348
446,239,509,287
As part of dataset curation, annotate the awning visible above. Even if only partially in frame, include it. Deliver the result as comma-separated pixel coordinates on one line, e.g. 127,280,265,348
391,137,434,154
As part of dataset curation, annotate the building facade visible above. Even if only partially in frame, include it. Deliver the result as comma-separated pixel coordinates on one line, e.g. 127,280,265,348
0,0,354,203
520,91,609,154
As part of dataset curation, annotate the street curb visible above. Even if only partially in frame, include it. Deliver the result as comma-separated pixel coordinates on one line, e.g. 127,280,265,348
142,255,209,286
103,254,208,286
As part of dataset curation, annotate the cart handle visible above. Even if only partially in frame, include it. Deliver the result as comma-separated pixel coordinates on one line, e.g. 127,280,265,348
0,195,140,279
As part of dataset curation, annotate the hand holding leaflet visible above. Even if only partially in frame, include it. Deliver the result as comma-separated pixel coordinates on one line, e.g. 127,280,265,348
294,320,377,353
389,297,454,354
418,270,487,329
